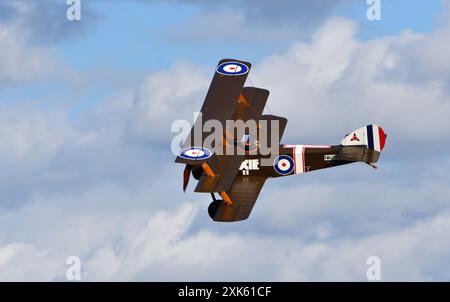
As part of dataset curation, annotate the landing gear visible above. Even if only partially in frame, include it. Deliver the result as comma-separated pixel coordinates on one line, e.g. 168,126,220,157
210,193,218,202
208,193,223,220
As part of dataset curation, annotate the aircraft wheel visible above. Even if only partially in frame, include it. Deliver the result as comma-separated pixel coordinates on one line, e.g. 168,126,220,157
208,200,223,219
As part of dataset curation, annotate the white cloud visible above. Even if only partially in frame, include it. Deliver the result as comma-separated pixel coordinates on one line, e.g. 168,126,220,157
159,0,357,45
0,243,62,281
252,18,450,150
2,200,450,281
126,60,209,143
255,177,450,238
0,24,57,85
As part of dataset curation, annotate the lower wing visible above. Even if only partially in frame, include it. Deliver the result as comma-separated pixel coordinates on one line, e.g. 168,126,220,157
208,176,267,222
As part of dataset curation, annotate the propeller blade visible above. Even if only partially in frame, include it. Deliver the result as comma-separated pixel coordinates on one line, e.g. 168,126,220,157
183,165,191,192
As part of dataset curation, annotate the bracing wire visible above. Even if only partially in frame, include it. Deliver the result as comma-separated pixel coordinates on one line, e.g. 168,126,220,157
248,75,273,115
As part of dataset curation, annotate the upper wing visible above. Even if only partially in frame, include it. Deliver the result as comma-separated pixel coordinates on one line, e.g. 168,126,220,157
180,59,252,150
260,115,287,140
232,87,269,122
208,176,267,222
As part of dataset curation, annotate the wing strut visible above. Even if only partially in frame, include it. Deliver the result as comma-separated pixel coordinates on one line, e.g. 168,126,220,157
201,162,233,206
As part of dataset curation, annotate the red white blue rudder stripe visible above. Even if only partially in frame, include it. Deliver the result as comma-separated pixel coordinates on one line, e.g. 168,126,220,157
366,124,386,152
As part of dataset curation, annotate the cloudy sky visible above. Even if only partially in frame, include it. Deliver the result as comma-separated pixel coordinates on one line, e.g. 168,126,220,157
0,0,449,281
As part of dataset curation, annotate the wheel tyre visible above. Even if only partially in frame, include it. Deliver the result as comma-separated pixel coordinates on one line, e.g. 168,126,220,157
208,200,223,220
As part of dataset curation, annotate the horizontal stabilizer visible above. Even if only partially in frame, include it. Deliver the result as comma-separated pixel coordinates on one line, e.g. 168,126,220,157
336,146,380,164
258,115,288,148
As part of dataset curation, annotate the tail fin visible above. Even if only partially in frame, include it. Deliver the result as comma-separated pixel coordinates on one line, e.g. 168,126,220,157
339,124,387,165
341,125,386,152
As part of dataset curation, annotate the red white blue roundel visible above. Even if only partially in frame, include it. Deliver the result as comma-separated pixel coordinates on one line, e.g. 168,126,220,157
179,147,212,160
273,155,294,175
216,61,249,76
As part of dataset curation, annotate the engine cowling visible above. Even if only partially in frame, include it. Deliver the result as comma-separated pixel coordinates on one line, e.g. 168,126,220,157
192,166,203,180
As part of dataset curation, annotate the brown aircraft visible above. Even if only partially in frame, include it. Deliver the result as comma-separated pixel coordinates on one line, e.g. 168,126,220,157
175,59,387,222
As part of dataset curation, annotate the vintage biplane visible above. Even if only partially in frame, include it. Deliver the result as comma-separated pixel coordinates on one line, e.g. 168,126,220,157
175,59,387,222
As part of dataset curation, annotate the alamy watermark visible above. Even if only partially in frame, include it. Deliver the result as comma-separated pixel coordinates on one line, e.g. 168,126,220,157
367,0,382,21
66,256,82,281
366,256,382,281
66,0,381,22
171,114,281,166
67,0,81,21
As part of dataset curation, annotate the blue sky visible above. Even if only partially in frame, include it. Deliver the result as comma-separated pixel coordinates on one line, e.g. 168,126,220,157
1,0,450,281
1,0,444,115
3,0,444,116
58,0,444,70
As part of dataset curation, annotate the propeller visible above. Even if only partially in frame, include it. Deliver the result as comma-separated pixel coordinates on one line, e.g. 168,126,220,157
183,165,192,192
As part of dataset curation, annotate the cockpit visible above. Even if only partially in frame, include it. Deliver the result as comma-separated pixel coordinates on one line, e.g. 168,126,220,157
235,134,259,152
